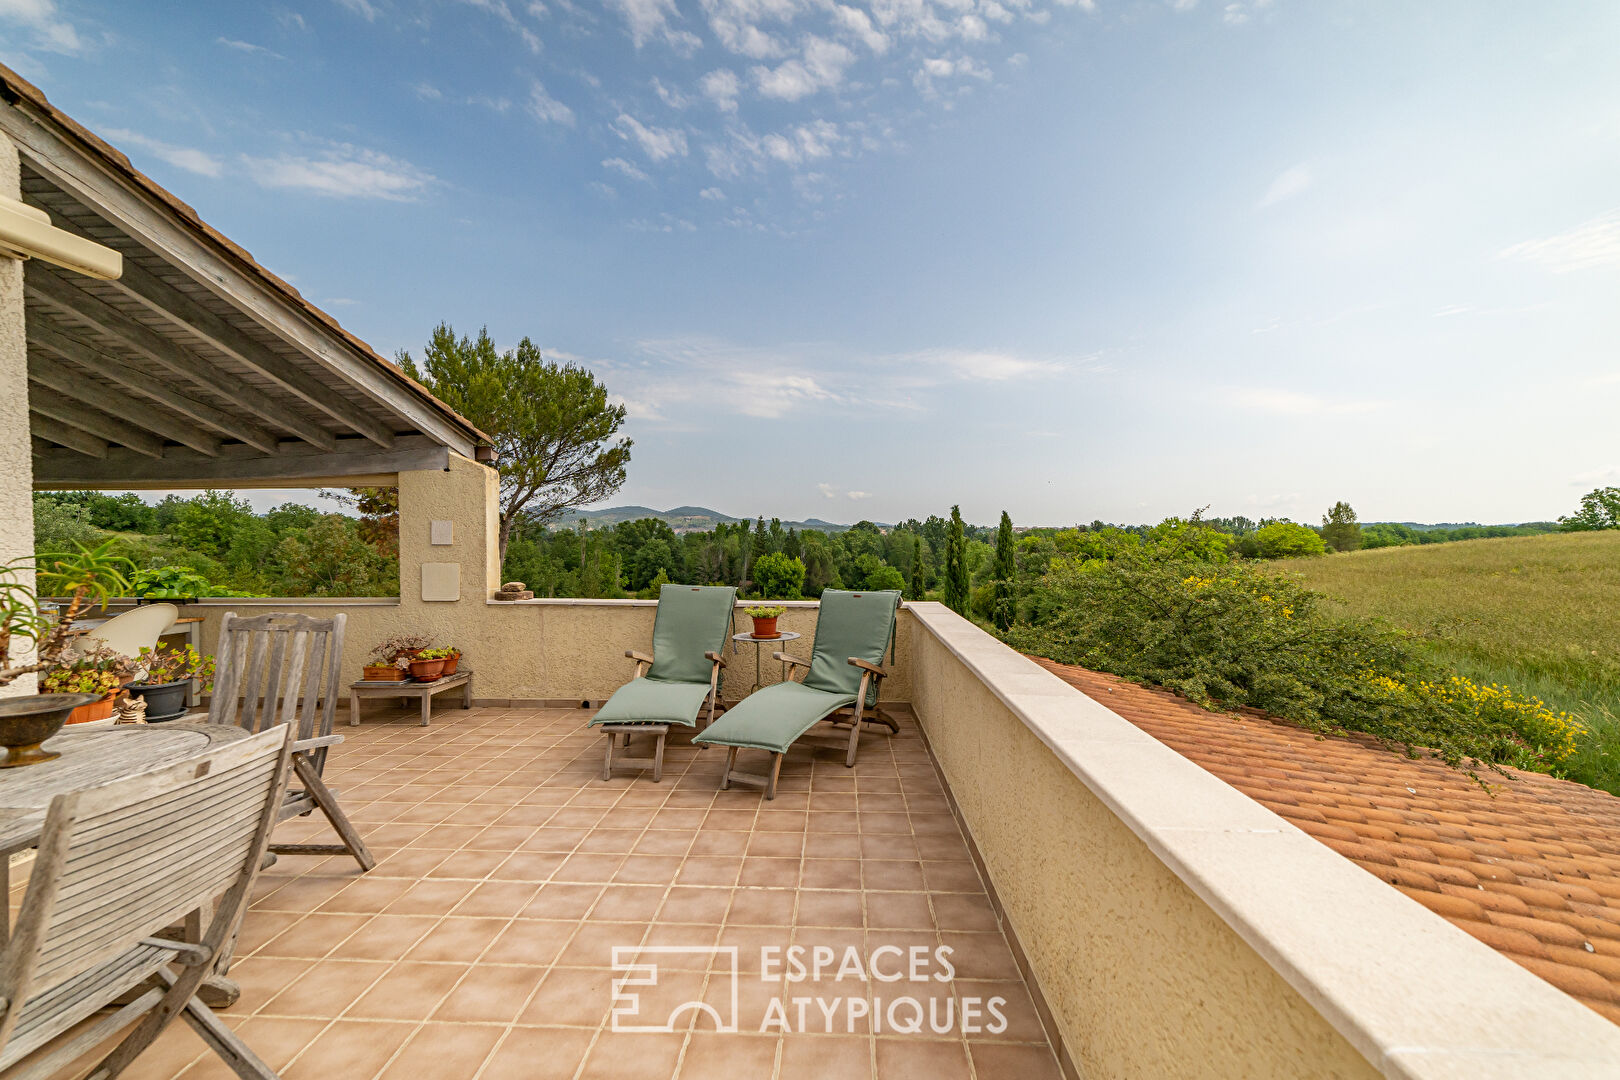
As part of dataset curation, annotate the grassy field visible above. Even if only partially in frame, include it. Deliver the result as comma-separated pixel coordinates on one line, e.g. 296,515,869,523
1279,531,1620,794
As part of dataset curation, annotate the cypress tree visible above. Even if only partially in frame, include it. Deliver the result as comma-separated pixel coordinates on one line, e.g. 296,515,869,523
943,505,969,614
908,535,925,600
992,510,1015,630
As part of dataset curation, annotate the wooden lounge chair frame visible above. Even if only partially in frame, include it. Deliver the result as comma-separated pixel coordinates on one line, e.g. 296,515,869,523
719,652,899,799
210,611,375,872
598,646,727,782
0,726,292,1080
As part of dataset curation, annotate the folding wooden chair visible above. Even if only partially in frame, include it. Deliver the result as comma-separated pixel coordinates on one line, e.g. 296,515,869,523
210,611,374,871
0,726,291,1080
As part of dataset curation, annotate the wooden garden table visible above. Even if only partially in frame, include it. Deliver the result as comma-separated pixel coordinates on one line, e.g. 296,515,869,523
0,723,251,1002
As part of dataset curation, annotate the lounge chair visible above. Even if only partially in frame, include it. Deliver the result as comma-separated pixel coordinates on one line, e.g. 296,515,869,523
592,583,737,782
694,589,901,798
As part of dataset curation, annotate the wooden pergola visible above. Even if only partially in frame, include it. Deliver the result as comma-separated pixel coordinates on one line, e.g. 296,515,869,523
0,64,491,491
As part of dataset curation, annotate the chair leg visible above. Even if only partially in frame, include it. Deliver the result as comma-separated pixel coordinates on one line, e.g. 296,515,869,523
602,729,616,781
844,706,864,767
653,730,666,783
766,752,783,800
280,754,376,871
721,747,738,790
180,993,278,1080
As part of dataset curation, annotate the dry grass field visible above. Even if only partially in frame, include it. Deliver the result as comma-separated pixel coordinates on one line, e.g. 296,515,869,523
1280,531,1620,794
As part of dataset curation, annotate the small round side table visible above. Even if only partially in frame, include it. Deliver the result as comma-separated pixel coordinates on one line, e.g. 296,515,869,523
731,631,803,695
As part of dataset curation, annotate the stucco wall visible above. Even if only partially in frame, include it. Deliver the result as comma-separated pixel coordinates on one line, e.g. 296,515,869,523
910,609,1380,1080
0,133,36,697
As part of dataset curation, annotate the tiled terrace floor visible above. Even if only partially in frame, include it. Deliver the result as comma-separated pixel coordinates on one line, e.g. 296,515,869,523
105,706,1062,1080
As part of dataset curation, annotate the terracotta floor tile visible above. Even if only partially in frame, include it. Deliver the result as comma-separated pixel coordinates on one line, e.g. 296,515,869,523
931,893,999,933
262,959,390,1019
874,1037,971,1080
520,966,618,1027
938,933,1020,981
954,980,1047,1042
689,830,752,857
385,878,476,916
480,1026,597,1080
281,1019,413,1080
967,1041,1064,1079
780,1035,874,1080
797,890,865,928
591,883,668,922
556,852,630,883
458,880,543,918
863,861,926,892
345,961,470,1020
805,834,863,859
677,1031,780,1077
315,875,415,915
426,849,508,879
658,886,734,925
634,829,696,856
616,854,686,885
256,912,372,960
922,863,983,894
678,857,744,887
525,881,605,919
432,962,549,1023
377,1020,503,1079
402,915,508,961
578,1031,685,1080
492,851,569,881
327,914,440,962
866,892,935,931
727,888,798,927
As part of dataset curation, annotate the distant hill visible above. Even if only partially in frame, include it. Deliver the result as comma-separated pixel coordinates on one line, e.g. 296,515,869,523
551,506,888,533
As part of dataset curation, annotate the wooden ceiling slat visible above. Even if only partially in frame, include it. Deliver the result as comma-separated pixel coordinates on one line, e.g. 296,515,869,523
29,413,107,458
27,355,221,456
28,386,163,458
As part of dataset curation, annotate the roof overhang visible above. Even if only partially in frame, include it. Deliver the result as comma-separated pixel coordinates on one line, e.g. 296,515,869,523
0,63,494,490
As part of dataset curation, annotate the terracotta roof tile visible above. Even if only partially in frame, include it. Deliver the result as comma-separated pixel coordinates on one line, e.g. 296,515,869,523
1031,656,1620,1027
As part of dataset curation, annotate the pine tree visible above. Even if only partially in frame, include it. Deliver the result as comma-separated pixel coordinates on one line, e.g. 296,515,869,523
908,535,925,600
992,510,1015,630
1321,501,1362,553
943,505,969,614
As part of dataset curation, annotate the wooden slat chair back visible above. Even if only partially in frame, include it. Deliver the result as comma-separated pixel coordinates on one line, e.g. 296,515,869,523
208,612,374,872
0,726,291,1080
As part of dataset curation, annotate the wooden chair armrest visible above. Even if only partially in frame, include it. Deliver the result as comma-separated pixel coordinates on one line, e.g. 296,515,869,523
848,657,888,678
291,734,344,752
704,650,727,668
774,652,809,667
625,650,654,665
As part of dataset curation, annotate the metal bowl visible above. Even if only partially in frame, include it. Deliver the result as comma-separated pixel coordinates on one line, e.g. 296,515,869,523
0,693,103,768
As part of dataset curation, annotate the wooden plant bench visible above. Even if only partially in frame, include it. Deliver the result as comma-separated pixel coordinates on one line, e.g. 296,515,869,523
348,669,473,727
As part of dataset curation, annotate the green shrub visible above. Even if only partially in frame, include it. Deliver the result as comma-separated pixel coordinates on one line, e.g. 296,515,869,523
751,552,806,599
1253,521,1325,558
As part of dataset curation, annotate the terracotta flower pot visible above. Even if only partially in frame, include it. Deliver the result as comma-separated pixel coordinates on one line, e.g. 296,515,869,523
65,693,117,725
750,616,780,639
363,665,401,681
441,655,460,675
408,658,446,682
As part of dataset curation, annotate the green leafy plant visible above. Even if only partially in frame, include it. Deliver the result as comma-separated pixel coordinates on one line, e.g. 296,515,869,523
416,646,455,660
750,552,805,599
134,643,216,690
129,565,257,599
744,605,786,618
41,645,135,697
1,541,132,688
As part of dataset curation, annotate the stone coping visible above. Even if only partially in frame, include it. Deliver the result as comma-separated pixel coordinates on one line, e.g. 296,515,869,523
904,601,1620,1079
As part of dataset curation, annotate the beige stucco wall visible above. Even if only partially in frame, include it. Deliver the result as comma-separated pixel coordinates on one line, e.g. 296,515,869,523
175,454,915,704
0,133,36,697
909,615,1381,1080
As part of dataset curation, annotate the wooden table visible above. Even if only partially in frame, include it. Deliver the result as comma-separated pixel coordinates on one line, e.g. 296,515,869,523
0,723,250,1003
349,669,473,727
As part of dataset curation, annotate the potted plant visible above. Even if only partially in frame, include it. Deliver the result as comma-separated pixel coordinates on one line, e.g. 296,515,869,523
0,542,132,764
128,642,215,722
745,605,786,640
40,646,132,724
440,646,462,675
364,634,433,681
409,647,449,682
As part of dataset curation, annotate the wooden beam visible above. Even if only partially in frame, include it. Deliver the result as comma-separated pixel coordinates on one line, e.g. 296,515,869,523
28,386,164,457
28,356,221,456
27,321,280,453
29,412,108,457
32,435,449,489
26,268,338,451
0,109,482,459
97,257,396,448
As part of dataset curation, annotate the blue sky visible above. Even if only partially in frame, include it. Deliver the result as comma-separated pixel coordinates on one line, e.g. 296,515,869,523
3,1,1618,526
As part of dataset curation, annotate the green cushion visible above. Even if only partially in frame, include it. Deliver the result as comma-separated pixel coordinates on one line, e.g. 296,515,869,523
647,584,737,684
592,678,715,728
802,589,900,705
692,681,856,753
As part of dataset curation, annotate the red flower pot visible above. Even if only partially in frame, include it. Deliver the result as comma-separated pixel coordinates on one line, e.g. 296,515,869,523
65,694,116,725
750,616,780,639
441,655,460,675
408,658,445,682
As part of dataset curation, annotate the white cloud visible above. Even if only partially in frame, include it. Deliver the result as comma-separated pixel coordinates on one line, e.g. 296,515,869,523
413,81,444,100
753,35,855,100
700,186,727,200
1258,162,1313,208
0,0,85,53
760,120,844,165
243,144,434,200
901,348,1066,382
1498,210,1620,273
102,129,224,178
457,0,543,52
603,156,650,181
603,0,699,49
1226,387,1389,415
335,0,379,21
830,4,888,52
913,54,992,97
818,482,839,499
847,490,872,500
216,37,285,59
701,68,743,112
527,80,576,125
652,77,689,108
615,112,689,161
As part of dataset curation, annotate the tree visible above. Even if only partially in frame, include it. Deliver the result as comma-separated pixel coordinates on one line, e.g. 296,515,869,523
943,505,969,614
1560,487,1620,531
992,510,1016,630
1321,501,1362,552
752,551,807,598
1253,521,1326,558
399,323,632,563
907,536,925,600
